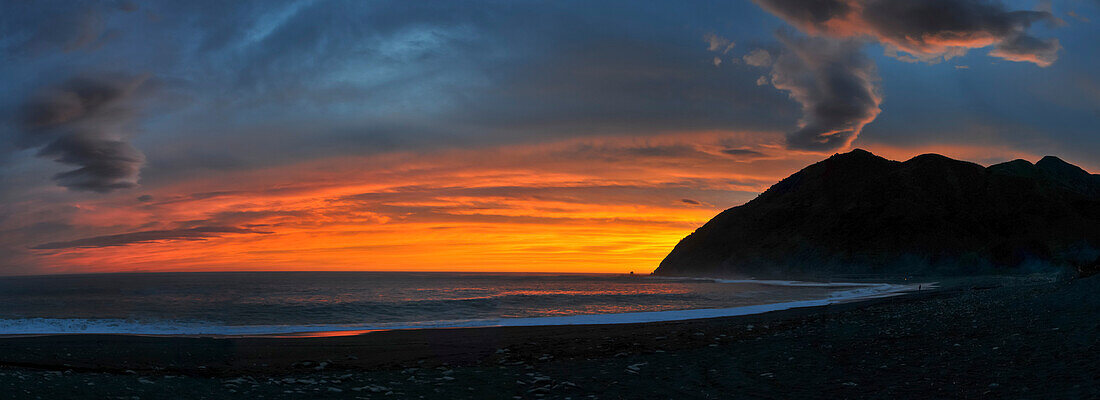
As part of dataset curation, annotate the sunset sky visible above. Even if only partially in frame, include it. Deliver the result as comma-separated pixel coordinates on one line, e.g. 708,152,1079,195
1,0,1098,276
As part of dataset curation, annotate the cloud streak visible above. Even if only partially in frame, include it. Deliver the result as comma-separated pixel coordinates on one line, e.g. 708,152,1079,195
17,75,149,192
31,226,271,250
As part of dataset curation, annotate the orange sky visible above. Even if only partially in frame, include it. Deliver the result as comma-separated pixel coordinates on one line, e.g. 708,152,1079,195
14,129,1062,275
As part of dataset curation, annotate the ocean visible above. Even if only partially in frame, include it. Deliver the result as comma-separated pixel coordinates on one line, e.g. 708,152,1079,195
0,272,915,336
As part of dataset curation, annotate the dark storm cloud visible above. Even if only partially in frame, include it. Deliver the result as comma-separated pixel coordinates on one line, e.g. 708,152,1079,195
759,35,881,151
16,75,149,192
753,0,1061,65
31,226,271,250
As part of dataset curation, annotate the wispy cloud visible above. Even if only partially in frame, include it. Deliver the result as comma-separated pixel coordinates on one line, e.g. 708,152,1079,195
32,226,271,249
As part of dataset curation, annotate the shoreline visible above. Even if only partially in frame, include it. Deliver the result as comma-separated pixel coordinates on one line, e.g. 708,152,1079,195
0,283,952,376
4,275,1096,398
0,278,928,338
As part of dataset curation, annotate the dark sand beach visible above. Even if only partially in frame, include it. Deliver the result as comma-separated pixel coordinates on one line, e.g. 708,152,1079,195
2,274,1097,399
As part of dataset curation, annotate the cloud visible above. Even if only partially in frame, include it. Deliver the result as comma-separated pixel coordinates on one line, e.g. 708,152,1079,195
703,33,736,54
743,49,773,67
14,8,108,55
31,226,271,250
118,1,139,12
681,198,701,205
1066,11,1088,23
988,35,1060,67
758,35,881,151
753,0,1062,66
16,75,149,192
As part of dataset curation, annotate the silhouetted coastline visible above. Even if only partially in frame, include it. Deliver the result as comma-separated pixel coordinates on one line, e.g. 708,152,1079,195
656,149,1100,278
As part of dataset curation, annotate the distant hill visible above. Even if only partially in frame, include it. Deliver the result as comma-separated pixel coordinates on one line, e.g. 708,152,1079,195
653,149,1100,278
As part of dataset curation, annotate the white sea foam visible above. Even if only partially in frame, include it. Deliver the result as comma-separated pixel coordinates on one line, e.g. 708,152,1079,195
0,280,932,336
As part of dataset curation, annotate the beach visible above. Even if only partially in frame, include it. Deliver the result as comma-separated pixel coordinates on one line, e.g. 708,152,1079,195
2,274,1096,399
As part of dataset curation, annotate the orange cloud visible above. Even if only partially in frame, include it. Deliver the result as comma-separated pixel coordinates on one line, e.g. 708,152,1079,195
26,130,827,275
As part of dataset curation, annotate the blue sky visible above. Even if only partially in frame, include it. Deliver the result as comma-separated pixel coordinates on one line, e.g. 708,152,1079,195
0,0,1097,275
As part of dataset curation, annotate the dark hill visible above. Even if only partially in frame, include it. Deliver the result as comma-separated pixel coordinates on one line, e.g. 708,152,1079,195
653,149,1100,278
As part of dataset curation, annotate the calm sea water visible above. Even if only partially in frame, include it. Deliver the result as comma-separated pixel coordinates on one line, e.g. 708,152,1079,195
0,272,909,335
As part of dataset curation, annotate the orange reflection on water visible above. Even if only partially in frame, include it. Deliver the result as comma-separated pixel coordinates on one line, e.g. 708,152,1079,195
262,329,385,338
496,287,692,297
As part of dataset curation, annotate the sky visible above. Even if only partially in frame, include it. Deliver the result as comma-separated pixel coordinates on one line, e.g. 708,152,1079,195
1,0,1098,276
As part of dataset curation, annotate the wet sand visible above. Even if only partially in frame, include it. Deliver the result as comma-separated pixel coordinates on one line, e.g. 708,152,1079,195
2,275,1097,399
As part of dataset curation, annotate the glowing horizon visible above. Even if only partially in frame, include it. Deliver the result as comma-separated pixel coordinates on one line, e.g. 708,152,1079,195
15,129,1068,276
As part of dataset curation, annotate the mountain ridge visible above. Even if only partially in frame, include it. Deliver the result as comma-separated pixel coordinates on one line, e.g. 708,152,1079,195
653,149,1100,278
